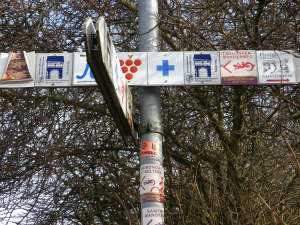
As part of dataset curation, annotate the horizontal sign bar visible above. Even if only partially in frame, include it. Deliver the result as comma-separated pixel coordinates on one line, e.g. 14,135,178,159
0,50,299,88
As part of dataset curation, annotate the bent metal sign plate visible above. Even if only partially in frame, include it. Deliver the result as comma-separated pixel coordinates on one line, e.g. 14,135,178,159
84,17,134,140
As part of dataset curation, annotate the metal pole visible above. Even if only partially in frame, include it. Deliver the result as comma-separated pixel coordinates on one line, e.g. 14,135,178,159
138,0,164,224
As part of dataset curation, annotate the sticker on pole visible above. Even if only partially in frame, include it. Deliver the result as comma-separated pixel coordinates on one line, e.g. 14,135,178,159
140,164,164,203
118,52,147,86
140,141,160,158
72,52,97,86
140,164,164,195
184,51,221,85
220,50,258,85
142,208,164,225
257,51,296,84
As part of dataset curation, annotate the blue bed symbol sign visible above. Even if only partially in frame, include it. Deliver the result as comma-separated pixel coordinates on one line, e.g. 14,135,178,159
156,60,175,76
184,52,220,85
76,64,95,79
46,56,64,79
194,54,212,78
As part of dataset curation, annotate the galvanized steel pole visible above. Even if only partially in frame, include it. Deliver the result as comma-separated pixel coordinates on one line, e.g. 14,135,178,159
138,0,164,224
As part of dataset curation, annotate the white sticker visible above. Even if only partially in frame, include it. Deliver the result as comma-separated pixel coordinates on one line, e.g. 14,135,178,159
142,208,164,225
140,164,164,195
257,51,296,84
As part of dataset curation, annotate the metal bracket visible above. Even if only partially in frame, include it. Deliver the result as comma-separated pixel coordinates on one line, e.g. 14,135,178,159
138,121,163,136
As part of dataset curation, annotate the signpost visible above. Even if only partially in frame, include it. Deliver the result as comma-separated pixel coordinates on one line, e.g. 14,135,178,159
138,0,165,224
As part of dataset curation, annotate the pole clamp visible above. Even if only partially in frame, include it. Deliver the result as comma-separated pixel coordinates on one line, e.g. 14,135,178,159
139,121,163,136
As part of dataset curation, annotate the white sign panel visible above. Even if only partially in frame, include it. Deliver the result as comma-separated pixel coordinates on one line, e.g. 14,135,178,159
140,164,164,196
142,208,164,225
220,50,258,85
118,52,147,86
257,51,296,84
72,52,97,86
35,53,73,87
184,51,221,85
148,52,184,85
0,52,35,88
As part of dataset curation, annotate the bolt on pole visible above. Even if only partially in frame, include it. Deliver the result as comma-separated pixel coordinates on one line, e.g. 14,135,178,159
138,0,165,224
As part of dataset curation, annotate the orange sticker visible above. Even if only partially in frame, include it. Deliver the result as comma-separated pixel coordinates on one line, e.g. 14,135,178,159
140,141,159,157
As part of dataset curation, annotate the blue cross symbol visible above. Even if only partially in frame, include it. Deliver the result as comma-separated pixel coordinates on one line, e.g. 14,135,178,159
156,60,175,76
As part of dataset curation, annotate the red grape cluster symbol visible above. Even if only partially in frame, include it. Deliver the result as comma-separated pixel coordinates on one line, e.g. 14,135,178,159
119,55,142,80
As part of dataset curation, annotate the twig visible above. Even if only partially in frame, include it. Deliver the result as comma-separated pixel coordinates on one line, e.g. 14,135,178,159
257,193,288,225
280,132,300,174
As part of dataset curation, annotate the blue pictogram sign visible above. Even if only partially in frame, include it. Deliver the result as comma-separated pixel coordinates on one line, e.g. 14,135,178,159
194,54,212,77
46,56,64,79
76,64,95,79
156,60,175,76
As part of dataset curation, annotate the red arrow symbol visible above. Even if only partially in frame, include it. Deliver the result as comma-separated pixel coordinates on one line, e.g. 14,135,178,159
223,61,232,73
267,79,290,82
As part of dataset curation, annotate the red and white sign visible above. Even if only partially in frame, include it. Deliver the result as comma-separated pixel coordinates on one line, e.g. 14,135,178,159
257,51,296,84
220,50,258,85
118,52,147,86
140,141,160,158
